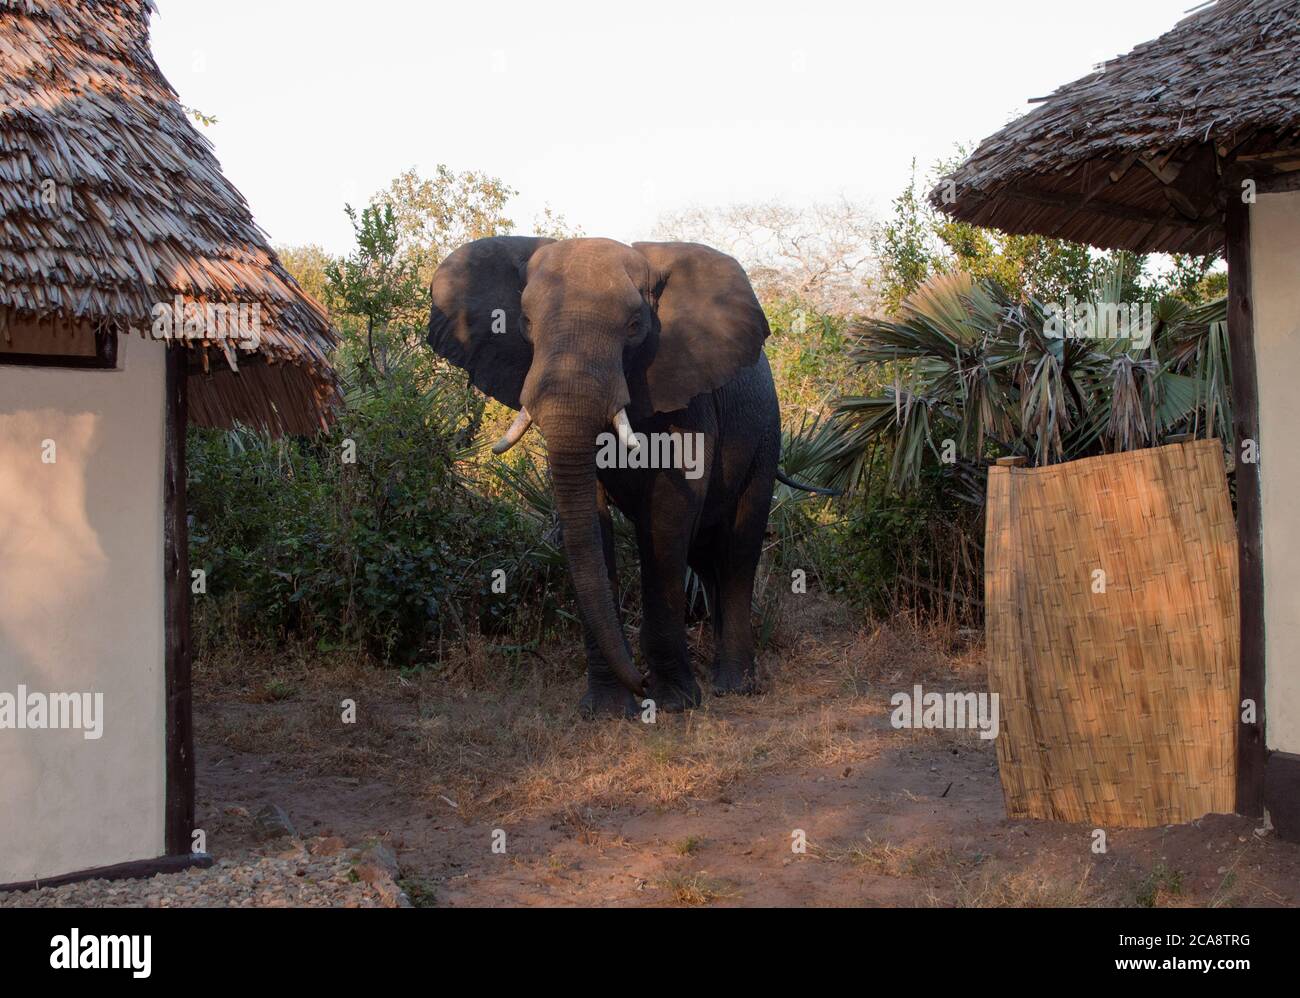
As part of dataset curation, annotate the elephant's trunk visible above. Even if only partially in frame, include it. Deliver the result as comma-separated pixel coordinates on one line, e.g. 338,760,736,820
535,396,645,698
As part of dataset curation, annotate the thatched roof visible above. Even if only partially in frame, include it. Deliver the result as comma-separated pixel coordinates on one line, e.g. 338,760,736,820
0,0,338,434
933,0,1300,256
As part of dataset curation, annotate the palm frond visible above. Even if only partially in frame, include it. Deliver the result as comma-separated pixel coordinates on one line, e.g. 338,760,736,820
821,267,1231,494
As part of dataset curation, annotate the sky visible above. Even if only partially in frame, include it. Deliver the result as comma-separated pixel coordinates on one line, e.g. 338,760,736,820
150,0,1201,256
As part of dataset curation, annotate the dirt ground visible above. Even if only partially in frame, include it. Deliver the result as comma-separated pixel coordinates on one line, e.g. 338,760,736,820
192,596,1300,908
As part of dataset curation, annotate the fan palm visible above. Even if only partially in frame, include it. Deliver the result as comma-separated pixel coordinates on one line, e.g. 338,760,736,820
792,263,1231,496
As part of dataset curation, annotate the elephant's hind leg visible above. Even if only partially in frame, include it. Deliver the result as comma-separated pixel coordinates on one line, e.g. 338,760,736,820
708,461,776,696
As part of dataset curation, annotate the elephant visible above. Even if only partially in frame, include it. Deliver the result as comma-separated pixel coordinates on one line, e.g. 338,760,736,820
427,235,789,717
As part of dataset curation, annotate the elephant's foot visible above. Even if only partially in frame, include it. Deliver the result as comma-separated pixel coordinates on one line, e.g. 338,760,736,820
646,671,703,713
579,681,642,720
711,660,759,696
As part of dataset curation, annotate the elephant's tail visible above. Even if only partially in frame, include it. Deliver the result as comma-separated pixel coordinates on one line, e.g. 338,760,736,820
775,469,842,497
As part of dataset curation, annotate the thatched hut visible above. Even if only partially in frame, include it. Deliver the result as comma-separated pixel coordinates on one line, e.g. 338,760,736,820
935,0,1300,838
0,0,338,888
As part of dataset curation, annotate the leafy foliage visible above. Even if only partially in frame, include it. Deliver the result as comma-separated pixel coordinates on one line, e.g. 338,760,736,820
188,341,570,666
192,169,571,666
326,202,428,352
782,260,1230,623
811,263,1231,495
197,156,1235,657
874,155,1223,313
382,166,517,289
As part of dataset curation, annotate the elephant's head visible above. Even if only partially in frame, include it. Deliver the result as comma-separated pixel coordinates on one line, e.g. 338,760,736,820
427,236,769,696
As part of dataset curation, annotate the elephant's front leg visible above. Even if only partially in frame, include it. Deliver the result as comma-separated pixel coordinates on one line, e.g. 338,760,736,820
636,516,704,713
578,484,641,719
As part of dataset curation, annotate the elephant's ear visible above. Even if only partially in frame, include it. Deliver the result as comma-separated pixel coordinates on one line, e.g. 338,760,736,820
631,241,770,415
427,236,555,410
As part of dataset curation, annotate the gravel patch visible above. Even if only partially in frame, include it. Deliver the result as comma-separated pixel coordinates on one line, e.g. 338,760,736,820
0,837,410,908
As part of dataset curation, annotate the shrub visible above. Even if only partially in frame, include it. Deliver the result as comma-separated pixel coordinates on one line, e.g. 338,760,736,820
188,341,570,667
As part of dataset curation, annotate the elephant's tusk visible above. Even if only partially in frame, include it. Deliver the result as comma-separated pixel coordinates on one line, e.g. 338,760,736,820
492,407,532,455
612,408,641,455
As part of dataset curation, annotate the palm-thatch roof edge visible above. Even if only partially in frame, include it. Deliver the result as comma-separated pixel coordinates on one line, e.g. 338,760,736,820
931,0,1300,256
0,0,340,436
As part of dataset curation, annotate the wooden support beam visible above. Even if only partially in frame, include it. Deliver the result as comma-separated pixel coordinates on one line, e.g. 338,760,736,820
1139,154,1182,186
1265,752,1300,839
1259,171,1300,195
1236,147,1300,163
1000,188,1208,232
1106,151,1141,186
1225,196,1266,818
164,344,195,856
0,853,212,895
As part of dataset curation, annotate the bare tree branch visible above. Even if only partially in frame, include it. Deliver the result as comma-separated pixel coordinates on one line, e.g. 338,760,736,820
654,197,878,314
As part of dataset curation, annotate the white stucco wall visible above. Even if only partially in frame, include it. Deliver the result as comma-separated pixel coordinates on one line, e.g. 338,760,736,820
0,335,167,883
1252,190,1300,755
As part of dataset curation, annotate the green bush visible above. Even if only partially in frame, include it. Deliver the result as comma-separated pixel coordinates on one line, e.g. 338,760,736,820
188,343,571,666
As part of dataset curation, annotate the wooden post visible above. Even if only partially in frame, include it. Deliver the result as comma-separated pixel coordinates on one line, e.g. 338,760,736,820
163,344,194,855
1225,196,1266,817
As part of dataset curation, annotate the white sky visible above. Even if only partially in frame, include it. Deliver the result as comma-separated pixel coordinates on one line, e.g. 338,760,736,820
150,0,1199,255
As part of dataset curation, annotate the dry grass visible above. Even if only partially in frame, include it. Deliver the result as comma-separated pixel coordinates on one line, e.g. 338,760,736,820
411,692,871,822
659,872,737,906
673,836,703,856
192,594,1300,909
859,841,959,878
195,593,963,825
944,865,1118,908
1133,863,1188,908
810,831,1133,908
816,836,978,882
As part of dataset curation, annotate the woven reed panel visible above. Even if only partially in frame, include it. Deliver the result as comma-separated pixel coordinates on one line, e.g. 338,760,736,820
985,440,1239,827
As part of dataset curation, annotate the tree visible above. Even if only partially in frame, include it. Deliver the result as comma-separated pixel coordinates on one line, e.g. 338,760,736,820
325,202,426,372
382,166,516,288
532,204,585,240
875,160,937,312
873,154,1221,314
276,243,335,307
655,198,877,314
795,262,1231,495
1157,253,1228,304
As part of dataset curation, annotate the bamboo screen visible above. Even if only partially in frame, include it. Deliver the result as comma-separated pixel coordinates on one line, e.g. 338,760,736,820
984,439,1239,827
